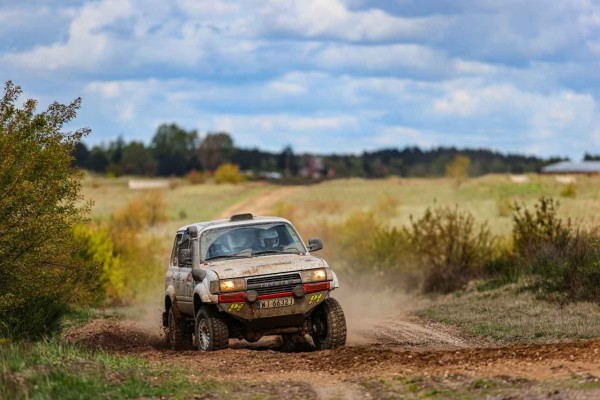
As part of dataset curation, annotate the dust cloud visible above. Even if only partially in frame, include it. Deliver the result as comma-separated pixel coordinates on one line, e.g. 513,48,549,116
331,271,424,345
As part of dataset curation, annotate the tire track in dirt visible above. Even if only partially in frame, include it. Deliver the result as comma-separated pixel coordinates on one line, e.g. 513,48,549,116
219,186,298,218
365,318,470,350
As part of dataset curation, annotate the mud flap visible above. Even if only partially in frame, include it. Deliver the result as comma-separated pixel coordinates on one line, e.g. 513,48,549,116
162,311,168,327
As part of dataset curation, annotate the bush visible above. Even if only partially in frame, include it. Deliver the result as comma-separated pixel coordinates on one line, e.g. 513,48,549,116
445,155,471,186
214,163,243,184
185,169,205,185
512,197,572,260
496,197,513,217
73,224,124,304
111,191,167,231
560,183,577,198
0,81,96,339
405,206,497,293
511,197,600,301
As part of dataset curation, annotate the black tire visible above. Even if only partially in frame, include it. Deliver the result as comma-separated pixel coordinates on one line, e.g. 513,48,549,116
166,308,193,350
195,307,229,351
311,298,347,350
280,333,308,352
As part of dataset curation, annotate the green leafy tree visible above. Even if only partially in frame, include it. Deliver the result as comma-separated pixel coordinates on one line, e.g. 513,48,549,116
198,132,235,171
0,81,96,339
121,141,157,176
151,123,198,176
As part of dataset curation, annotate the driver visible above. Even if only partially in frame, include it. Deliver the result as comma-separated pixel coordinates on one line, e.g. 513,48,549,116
259,228,280,250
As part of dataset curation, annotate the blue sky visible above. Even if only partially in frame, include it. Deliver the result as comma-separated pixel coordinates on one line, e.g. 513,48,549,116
1,0,599,158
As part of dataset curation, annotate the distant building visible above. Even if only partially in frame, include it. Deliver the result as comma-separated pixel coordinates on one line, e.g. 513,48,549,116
541,161,600,175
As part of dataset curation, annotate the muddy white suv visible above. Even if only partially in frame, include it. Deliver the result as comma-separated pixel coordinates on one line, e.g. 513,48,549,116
162,213,347,351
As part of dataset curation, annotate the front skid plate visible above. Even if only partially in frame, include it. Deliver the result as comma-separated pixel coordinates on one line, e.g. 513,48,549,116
217,291,329,320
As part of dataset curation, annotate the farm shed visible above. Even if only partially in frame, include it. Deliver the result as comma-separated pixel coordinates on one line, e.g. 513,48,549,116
541,161,600,175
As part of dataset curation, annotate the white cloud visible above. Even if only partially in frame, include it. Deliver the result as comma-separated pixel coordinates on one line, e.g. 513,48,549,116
373,126,431,147
315,43,441,71
3,0,133,71
257,0,448,42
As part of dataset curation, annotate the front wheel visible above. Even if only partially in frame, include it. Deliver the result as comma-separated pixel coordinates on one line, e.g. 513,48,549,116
195,307,229,351
311,298,347,350
166,308,193,350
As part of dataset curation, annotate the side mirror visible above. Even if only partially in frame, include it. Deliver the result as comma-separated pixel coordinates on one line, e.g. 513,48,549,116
178,248,192,265
307,237,323,252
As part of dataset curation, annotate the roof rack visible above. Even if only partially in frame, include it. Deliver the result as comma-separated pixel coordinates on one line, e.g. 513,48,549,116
229,213,254,222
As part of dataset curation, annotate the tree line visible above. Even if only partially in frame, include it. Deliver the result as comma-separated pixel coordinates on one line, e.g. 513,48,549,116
73,123,563,179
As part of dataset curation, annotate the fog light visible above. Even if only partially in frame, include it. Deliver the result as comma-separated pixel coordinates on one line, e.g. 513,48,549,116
246,290,258,303
293,285,305,298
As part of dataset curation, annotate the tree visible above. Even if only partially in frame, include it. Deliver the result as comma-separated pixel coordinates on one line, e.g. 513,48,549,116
72,141,89,167
277,146,298,176
121,141,157,176
151,123,198,176
0,81,98,339
445,155,471,185
198,132,235,171
87,146,109,173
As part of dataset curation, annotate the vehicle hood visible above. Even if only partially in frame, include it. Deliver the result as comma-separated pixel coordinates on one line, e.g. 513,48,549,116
206,254,326,279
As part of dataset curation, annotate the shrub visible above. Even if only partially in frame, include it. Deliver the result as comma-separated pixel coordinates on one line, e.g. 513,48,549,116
511,197,600,301
111,191,167,231
560,183,577,198
73,224,124,304
496,197,513,217
512,197,572,260
0,81,95,339
214,163,243,184
337,211,382,266
405,206,497,293
445,155,471,186
186,169,205,185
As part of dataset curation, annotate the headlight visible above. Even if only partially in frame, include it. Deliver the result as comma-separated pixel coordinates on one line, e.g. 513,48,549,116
301,268,328,283
219,278,246,292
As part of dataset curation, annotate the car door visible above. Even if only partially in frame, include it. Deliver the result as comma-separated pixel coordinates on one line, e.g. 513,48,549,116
176,231,194,315
166,233,182,294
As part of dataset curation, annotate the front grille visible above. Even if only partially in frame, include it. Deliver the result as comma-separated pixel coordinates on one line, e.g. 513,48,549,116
247,273,302,296
254,283,298,296
247,273,301,285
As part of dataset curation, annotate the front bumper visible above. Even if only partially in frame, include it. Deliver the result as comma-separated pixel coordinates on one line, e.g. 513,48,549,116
217,290,329,322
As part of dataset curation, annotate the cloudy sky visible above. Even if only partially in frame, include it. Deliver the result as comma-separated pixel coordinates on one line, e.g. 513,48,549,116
1,0,599,158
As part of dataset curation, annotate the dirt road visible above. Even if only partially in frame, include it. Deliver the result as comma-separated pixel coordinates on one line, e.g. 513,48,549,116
219,186,298,218
63,192,600,398
65,311,600,399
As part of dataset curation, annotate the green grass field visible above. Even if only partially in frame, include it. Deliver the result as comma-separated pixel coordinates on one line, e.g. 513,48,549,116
83,174,600,235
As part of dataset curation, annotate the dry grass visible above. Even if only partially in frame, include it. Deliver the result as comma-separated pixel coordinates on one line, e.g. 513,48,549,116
419,283,600,343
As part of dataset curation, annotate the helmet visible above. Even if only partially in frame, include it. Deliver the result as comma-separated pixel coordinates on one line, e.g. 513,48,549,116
259,229,279,248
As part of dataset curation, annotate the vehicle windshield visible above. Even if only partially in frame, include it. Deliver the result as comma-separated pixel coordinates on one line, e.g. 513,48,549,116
201,222,306,261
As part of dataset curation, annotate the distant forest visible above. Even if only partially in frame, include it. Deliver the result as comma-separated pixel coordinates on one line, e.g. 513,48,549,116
73,123,571,179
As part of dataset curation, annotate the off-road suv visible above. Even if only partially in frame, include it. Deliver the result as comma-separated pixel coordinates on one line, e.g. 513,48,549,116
162,213,347,351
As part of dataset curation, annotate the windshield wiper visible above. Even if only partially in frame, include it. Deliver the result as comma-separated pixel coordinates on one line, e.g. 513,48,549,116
252,249,300,256
205,254,251,261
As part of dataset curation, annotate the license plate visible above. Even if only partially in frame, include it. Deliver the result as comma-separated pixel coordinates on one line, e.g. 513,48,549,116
256,297,295,309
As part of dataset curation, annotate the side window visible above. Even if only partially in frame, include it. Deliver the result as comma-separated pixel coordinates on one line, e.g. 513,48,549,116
177,232,190,266
171,233,182,267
